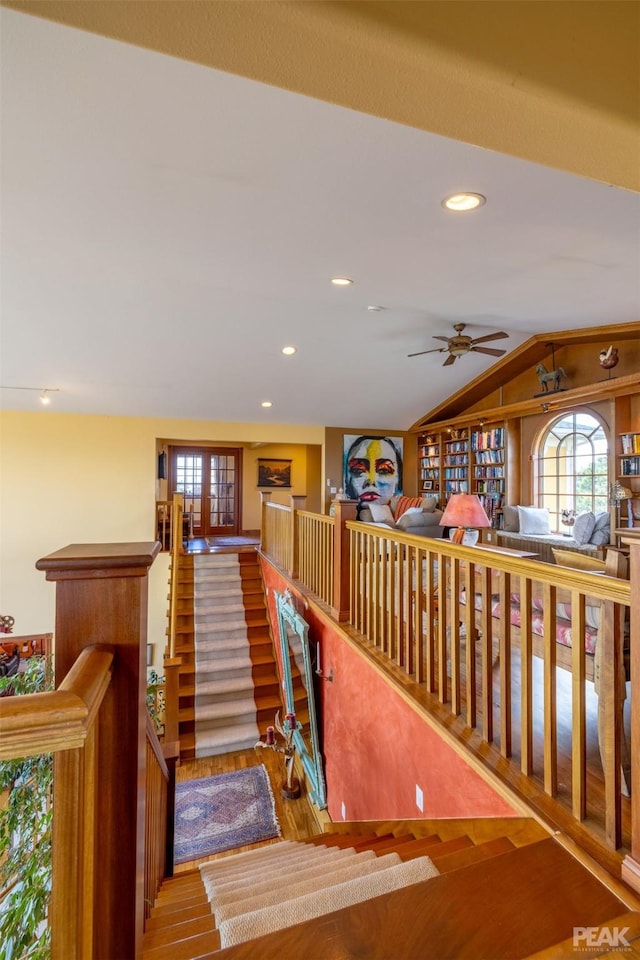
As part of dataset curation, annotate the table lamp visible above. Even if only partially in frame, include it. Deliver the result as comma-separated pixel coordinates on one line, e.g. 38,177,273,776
609,480,633,528
440,493,491,546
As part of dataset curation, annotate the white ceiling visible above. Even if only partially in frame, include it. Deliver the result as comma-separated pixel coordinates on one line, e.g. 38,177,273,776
1,9,639,430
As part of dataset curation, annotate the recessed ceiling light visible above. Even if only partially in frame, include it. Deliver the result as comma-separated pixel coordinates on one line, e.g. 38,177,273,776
442,193,486,212
261,400,273,408
281,346,297,356
367,305,384,312
331,277,353,286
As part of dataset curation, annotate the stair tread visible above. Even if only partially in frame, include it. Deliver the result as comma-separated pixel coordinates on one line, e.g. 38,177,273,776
143,914,217,950
145,902,212,930
418,836,516,871
150,893,209,918
143,928,220,960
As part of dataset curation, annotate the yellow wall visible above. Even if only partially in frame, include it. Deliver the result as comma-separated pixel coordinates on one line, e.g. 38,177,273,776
156,438,321,527
0,410,324,664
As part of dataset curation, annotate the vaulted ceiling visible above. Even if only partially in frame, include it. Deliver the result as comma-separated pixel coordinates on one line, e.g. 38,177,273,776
1,2,638,429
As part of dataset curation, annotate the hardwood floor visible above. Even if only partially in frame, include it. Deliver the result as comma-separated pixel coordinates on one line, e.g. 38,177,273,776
173,747,323,875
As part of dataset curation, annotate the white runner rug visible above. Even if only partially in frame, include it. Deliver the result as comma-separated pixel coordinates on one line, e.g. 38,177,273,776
193,554,260,757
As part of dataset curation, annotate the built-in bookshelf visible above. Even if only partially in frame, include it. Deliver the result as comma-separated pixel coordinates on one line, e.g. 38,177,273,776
620,432,640,477
618,431,640,527
417,422,506,526
471,425,505,528
443,429,469,499
418,435,440,498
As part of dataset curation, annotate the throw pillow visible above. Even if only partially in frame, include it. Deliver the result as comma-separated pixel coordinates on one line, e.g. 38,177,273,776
393,496,423,519
572,510,596,546
502,505,520,532
396,509,425,530
517,505,550,536
419,497,438,513
589,511,610,546
552,548,606,573
369,502,395,524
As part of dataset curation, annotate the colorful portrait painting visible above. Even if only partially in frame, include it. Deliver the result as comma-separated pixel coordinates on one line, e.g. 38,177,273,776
343,435,403,504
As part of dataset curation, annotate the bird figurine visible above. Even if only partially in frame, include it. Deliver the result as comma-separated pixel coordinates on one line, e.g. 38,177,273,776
599,345,619,373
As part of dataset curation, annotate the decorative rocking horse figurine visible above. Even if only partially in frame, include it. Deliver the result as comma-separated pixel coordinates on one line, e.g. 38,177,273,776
535,362,567,393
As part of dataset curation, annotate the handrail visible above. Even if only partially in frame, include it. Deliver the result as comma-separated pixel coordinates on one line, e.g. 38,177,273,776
145,712,172,917
266,508,637,882
168,492,184,658
0,645,114,760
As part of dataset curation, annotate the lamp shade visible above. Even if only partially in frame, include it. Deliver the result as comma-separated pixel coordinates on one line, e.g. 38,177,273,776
440,493,491,544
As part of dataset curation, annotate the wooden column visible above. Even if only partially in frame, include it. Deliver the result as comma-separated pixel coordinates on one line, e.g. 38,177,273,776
289,494,307,579
331,500,358,622
36,542,160,960
259,490,272,551
622,536,640,894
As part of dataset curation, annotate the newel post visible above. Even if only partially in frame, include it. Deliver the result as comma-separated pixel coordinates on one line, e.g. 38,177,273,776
622,536,640,895
259,490,272,551
289,494,307,579
36,542,160,960
331,499,358,622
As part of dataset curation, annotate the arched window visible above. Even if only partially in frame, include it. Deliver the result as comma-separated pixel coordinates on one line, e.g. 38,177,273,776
537,412,608,530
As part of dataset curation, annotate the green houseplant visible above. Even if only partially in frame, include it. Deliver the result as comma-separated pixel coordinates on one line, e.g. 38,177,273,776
0,656,54,960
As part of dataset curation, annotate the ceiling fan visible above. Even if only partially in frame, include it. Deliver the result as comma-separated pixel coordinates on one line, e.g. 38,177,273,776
408,323,509,366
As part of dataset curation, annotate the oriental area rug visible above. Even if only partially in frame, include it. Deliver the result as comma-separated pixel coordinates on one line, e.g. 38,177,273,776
174,764,281,865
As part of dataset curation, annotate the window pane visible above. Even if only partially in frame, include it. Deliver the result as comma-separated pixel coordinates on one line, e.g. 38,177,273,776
538,413,608,522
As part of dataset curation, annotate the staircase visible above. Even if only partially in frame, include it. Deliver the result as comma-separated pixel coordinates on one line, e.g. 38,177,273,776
144,823,638,959
173,549,280,761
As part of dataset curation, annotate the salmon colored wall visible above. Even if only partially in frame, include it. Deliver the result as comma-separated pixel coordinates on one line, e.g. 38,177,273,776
261,559,519,822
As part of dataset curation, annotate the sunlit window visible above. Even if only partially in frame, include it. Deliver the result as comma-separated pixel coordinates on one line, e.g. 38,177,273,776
536,412,608,530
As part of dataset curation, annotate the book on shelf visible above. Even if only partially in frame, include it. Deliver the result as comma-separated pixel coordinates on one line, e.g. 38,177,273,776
620,433,640,455
471,427,504,451
621,456,640,475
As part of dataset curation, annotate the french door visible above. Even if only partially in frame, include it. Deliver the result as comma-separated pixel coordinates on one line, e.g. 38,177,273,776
169,446,242,537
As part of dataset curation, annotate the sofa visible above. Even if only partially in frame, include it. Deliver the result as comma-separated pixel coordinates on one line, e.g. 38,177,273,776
356,494,444,539
495,505,610,565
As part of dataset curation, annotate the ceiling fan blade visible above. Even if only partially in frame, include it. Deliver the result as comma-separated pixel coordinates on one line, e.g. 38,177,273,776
471,346,507,357
470,331,509,345
432,335,452,343
443,353,457,366
407,347,446,358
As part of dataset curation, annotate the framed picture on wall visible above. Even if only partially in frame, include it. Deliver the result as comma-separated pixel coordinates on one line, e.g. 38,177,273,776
257,458,292,488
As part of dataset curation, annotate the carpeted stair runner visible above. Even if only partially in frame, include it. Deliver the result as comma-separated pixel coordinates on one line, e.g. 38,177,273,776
199,840,439,948
193,554,260,757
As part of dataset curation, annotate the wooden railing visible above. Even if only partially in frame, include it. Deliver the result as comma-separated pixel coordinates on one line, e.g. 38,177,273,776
348,525,630,842
261,498,294,572
33,540,161,960
145,713,173,918
297,510,335,607
261,506,640,892
0,645,114,957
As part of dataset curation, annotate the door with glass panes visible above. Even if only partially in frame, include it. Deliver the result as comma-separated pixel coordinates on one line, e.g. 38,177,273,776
169,446,242,537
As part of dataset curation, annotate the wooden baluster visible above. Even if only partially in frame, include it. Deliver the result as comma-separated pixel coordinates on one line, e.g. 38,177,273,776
622,538,640,893
331,500,358,622
542,582,558,798
498,570,512,758
37,541,159,960
289,495,307,579
570,588,587,821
